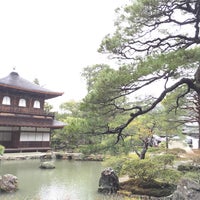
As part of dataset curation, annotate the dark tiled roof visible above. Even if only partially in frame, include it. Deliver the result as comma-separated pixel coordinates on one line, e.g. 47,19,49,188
0,71,63,99
0,115,65,129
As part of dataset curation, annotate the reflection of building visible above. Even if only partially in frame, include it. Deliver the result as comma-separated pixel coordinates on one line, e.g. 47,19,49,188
0,71,65,152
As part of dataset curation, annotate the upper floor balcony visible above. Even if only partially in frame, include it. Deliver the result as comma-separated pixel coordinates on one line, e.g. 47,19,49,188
0,105,55,118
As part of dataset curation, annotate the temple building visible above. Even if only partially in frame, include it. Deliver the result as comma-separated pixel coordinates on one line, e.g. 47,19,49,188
0,71,65,152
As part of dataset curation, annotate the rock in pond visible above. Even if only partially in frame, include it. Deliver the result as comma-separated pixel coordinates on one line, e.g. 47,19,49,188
98,167,119,194
39,161,55,169
0,174,18,192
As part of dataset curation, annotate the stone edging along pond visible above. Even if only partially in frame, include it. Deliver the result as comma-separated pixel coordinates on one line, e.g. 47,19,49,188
0,151,104,161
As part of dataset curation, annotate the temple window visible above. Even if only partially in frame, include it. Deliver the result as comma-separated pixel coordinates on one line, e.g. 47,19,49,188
19,98,26,107
2,96,11,105
33,100,40,108
20,132,50,142
0,132,11,141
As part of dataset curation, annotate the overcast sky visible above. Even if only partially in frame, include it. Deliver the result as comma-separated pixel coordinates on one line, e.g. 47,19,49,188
0,0,128,110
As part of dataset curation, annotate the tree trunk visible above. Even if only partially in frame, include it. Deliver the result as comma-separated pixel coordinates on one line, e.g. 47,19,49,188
194,67,200,149
140,142,148,159
198,121,200,149
166,133,169,149
197,93,200,149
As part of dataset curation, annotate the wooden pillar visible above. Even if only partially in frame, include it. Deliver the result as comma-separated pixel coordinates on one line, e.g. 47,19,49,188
12,131,20,148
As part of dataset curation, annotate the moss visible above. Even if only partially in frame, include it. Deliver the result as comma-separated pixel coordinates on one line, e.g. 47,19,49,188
118,190,132,196
120,178,176,197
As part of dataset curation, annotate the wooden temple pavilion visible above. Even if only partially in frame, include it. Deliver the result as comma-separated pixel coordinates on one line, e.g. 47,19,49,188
0,71,65,152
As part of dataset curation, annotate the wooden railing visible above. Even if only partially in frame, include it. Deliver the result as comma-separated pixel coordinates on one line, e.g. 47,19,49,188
0,105,55,118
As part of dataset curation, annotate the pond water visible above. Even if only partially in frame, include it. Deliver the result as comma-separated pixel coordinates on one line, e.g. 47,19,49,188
0,159,123,200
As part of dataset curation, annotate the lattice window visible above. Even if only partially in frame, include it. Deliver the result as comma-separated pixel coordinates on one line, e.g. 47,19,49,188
19,98,26,107
33,100,40,108
20,132,50,142
2,96,11,105
0,132,12,141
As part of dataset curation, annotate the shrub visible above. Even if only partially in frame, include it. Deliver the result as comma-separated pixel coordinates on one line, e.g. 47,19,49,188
167,148,186,156
183,171,200,184
0,145,5,155
158,169,182,184
103,156,128,175
103,154,182,185
152,154,176,169
121,158,159,182
148,146,163,153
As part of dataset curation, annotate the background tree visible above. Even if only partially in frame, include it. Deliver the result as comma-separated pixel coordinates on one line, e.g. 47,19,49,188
82,0,200,148
178,91,200,144
53,99,132,154
44,102,53,113
128,113,157,159
162,87,200,147
157,89,187,149
52,101,89,150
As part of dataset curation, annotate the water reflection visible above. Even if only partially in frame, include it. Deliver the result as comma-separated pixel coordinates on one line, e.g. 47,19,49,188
0,159,123,200
39,183,76,200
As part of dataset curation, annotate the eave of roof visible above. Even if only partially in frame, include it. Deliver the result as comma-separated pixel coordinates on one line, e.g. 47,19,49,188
0,71,63,99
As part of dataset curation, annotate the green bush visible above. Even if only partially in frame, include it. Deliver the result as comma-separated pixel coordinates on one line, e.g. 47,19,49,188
0,145,5,155
183,171,200,184
158,169,182,184
152,154,176,169
178,164,200,172
79,137,132,156
159,141,167,149
121,158,159,182
103,156,128,175
79,144,101,155
103,154,182,185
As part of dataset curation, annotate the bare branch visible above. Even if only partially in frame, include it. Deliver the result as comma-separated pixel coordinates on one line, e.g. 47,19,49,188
99,78,195,141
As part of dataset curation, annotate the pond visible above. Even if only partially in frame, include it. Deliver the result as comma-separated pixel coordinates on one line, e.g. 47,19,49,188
0,159,123,200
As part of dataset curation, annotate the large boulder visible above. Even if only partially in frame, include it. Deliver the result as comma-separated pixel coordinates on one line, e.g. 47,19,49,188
172,178,200,200
0,174,18,192
98,167,119,194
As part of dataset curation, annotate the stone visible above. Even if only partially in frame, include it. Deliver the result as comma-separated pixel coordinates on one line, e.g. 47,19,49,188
98,167,119,194
39,161,55,169
0,174,18,192
172,178,200,200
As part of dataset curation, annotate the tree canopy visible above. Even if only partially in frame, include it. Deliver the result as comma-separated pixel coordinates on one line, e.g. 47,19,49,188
82,0,200,146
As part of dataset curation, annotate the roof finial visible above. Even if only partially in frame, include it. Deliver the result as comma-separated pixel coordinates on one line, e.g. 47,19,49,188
10,66,19,76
